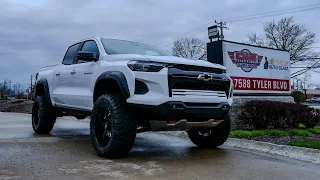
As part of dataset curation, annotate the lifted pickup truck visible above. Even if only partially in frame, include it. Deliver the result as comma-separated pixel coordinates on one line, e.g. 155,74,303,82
33,37,233,158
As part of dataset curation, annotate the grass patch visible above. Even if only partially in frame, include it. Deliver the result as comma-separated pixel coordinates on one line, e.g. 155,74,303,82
290,129,311,136
229,130,255,138
230,129,288,138
258,129,288,136
288,139,320,149
298,123,306,129
307,128,320,135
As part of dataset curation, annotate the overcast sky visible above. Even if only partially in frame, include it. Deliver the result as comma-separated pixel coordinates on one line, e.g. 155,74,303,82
0,0,319,90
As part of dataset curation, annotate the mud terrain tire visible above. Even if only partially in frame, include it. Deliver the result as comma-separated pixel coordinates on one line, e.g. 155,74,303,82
90,94,137,158
187,115,231,148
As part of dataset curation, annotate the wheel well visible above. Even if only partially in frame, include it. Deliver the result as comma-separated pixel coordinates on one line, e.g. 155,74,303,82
94,79,122,103
35,84,45,96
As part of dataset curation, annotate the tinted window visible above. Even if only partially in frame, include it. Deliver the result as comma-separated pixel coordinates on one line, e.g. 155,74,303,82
62,43,80,65
78,41,99,63
101,38,168,56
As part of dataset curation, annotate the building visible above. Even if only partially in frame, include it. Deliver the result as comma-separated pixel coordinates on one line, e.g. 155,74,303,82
305,89,320,99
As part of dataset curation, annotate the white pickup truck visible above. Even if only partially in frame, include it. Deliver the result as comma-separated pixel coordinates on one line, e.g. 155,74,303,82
33,37,233,158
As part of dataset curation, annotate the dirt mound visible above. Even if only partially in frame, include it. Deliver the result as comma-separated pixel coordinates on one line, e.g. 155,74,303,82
0,100,33,114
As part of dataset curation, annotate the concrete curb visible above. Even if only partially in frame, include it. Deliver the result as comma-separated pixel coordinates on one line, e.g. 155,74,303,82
224,138,320,163
159,131,320,163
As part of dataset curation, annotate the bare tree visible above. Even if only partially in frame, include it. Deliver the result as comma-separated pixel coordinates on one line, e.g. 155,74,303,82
301,73,313,89
0,80,10,100
172,37,206,60
292,73,314,90
247,17,317,64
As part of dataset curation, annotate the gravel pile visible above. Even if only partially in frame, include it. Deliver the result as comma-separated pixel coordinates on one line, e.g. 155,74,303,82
0,100,33,114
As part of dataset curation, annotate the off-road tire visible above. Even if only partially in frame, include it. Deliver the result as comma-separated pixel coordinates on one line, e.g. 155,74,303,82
187,114,231,148
90,94,137,158
32,95,56,134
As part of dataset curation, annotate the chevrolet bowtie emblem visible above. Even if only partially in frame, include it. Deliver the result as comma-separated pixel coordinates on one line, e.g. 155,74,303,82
197,73,214,81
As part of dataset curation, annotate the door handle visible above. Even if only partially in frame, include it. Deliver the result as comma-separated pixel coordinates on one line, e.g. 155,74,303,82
70,71,76,75
55,73,60,76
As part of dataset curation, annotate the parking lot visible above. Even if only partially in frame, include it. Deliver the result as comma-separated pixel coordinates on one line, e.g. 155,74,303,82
0,112,319,180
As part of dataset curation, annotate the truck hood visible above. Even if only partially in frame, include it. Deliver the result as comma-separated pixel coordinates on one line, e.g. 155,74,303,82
143,55,226,69
103,54,226,69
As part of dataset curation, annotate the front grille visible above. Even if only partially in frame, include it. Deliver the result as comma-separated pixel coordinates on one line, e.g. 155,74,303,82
172,81,223,91
170,79,230,96
173,64,224,74
168,68,230,98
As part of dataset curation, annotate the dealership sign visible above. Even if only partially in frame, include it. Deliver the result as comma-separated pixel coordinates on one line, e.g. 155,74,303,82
231,77,290,92
207,40,291,94
227,49,264,72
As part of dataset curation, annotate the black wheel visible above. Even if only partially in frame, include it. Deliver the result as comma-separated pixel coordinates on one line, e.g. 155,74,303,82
32,95,56,134
187,114,231,148
90,94,137,158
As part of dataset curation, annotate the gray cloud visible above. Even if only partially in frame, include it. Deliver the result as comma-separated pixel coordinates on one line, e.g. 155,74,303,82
0,0,319,89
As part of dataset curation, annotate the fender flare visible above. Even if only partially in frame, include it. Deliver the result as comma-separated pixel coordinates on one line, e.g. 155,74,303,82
35,78,52,104
94,71,130,99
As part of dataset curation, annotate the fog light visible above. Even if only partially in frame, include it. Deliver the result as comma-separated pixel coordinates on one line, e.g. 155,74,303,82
135,80,149,94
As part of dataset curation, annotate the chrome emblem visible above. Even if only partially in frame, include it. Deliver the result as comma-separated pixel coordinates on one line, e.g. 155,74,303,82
197,73,214,82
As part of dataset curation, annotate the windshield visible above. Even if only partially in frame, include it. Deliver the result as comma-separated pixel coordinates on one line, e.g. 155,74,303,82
101,38,168,56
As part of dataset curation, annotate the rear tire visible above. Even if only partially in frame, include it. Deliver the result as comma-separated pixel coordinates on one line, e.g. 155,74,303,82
187,114,231,148
32,95,56,134
90,94,137,158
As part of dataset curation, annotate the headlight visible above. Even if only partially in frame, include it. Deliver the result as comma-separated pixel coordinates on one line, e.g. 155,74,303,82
127,61,167,72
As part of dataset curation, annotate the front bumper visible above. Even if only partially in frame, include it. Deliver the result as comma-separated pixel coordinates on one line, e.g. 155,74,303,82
127,65,233,121
126,67,233,106
130,101,231,121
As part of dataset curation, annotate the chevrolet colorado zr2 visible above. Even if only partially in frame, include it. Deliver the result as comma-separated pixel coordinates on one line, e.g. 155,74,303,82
32,37,233,158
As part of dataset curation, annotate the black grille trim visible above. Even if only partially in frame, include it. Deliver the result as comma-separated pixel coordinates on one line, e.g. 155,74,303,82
173,64,225,74
168,68,230,98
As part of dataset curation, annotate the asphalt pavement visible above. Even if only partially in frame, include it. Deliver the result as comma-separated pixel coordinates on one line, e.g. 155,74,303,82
0,112,319,180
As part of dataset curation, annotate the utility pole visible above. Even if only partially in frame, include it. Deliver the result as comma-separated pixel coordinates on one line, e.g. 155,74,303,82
215,20,229,40
30,75,33,100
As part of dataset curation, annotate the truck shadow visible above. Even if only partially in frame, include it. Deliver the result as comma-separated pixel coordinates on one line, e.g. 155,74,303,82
128,133,229,160
33,128,229,161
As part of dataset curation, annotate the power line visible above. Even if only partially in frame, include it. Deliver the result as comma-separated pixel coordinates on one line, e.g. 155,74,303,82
291,59,320,78
227,6,320,23
157,3,320,48
223,4,320,22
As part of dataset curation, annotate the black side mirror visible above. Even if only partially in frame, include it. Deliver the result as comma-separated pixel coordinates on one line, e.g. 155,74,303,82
77,51,98,61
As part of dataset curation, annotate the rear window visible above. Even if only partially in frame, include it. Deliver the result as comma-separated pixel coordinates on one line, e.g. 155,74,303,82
62,43,80,65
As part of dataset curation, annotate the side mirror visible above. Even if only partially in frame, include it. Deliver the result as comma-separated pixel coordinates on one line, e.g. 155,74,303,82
77,51,98,61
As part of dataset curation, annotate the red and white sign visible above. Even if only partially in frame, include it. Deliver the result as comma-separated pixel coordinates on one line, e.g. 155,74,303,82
231,76,290,91
222,41,291,94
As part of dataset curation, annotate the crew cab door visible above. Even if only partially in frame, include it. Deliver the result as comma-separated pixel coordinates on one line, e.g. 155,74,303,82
52,43,81,106
67,40,100,109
